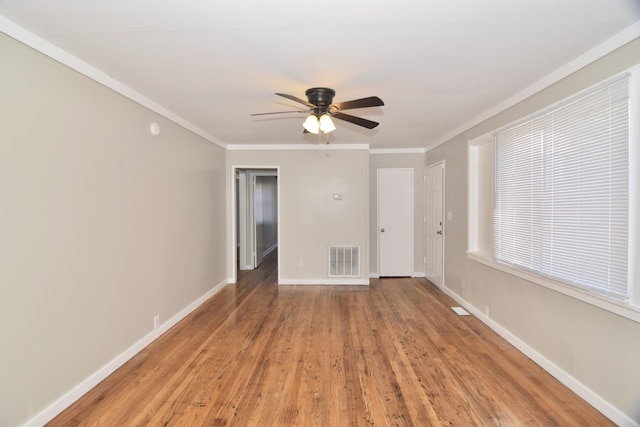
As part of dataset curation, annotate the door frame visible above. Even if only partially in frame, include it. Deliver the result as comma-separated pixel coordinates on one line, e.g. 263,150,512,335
230,165,280,284
424,160,445,289
377,167,414,277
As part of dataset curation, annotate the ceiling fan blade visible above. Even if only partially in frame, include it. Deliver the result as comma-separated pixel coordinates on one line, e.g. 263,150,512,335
251,110,310,116
331,96,384,111
330,111,379,129
275,93,316,108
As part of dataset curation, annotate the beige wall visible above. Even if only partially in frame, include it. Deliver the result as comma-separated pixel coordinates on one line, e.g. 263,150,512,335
0,34,228,427
228,148,369,283
369,152,425,276
427,38,640,423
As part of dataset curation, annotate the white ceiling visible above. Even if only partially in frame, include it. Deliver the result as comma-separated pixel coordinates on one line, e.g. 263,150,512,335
1,0,639,149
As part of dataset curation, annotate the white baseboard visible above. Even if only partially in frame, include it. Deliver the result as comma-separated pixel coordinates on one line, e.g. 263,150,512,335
278,278,370,285
263,244,277,257
440,285,639,427
23,279,229,427
368,273,425,279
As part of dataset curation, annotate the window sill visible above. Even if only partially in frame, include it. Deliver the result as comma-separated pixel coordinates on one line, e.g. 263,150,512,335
466,251,640,324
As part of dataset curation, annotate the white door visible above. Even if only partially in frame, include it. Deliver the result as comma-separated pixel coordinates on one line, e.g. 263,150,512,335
378,168,413,277
253,175,264,268
237,171,252,270
425,162,444,287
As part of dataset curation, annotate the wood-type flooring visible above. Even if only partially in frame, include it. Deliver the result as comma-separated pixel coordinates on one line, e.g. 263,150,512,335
49,251,613,426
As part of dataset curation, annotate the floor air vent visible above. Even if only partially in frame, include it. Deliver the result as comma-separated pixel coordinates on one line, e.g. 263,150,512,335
329,246,360,278
451,307,470,316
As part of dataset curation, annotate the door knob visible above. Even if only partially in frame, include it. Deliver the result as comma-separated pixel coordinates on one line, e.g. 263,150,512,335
436,230,442,235
380,228,385,232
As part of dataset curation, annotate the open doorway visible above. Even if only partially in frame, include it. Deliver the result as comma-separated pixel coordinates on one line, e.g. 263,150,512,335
236,168,278,271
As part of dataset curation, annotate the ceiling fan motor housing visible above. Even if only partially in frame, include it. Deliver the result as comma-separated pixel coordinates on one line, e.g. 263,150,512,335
306,87,335,113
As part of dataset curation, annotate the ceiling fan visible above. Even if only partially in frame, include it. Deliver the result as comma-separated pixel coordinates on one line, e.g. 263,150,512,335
251,87,384,134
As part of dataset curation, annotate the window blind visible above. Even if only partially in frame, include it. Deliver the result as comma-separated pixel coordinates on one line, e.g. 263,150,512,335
493,75,630,301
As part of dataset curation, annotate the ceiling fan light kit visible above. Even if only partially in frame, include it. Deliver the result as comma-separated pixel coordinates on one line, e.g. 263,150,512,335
303,114,321,133
303,113,336,134
252,87,384,136
318,114,336,133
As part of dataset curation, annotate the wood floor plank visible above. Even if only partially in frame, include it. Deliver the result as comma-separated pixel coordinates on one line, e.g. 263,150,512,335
47,251,614,426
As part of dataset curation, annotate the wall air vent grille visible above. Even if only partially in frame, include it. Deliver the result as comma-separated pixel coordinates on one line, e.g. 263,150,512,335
329,246,360,278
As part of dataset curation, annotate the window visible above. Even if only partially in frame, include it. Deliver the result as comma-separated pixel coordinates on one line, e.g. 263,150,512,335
493,75,629,301
468,69,639,320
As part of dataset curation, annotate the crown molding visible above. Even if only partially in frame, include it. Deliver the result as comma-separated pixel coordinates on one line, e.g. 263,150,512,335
429,21,640,151
0,16,226,149
226,143,370,151
370,148,426,154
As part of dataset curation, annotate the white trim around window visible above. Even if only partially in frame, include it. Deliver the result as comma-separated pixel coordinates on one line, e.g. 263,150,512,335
467,66,640,324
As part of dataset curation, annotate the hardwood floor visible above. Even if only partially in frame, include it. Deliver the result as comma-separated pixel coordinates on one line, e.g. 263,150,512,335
49,251,613,426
